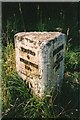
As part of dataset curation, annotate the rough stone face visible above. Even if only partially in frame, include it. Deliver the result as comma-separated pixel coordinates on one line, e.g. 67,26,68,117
14,32,66,98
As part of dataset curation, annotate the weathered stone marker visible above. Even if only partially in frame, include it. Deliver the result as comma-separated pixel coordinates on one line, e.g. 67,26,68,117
14,32,66,98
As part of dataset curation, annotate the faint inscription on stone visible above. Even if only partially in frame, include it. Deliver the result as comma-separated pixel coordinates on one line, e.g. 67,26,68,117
15,32,66,98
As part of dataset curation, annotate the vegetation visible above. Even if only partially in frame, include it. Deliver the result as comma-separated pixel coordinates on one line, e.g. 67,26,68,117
1,2,79,119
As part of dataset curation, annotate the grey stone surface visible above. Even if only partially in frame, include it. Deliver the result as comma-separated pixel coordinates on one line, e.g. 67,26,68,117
15,32,66,98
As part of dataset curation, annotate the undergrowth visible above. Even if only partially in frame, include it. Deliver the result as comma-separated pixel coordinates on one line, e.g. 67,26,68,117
1,42,57,118
1,40,79,118
1,3,79,118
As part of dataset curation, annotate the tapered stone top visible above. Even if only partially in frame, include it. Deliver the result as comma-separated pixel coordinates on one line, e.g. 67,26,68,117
14,32,61,42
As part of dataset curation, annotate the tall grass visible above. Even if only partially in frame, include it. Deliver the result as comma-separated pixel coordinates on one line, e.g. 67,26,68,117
1,39,79,118
1,41,56,118
1,3,79,118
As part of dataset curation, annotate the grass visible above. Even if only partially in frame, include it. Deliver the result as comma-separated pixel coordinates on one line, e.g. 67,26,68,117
1,4,79,118
1,40,79,118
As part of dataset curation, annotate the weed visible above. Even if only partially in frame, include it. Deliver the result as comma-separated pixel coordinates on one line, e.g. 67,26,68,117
1,3,79,118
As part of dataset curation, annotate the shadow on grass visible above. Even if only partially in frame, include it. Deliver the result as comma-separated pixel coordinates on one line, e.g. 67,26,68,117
53,78,79,118
2,72,80,119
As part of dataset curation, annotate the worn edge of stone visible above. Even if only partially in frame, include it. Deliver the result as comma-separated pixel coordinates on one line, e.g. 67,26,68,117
14,32,62,41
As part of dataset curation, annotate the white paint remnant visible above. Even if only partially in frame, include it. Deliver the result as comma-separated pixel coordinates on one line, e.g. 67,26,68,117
14,32,66,98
